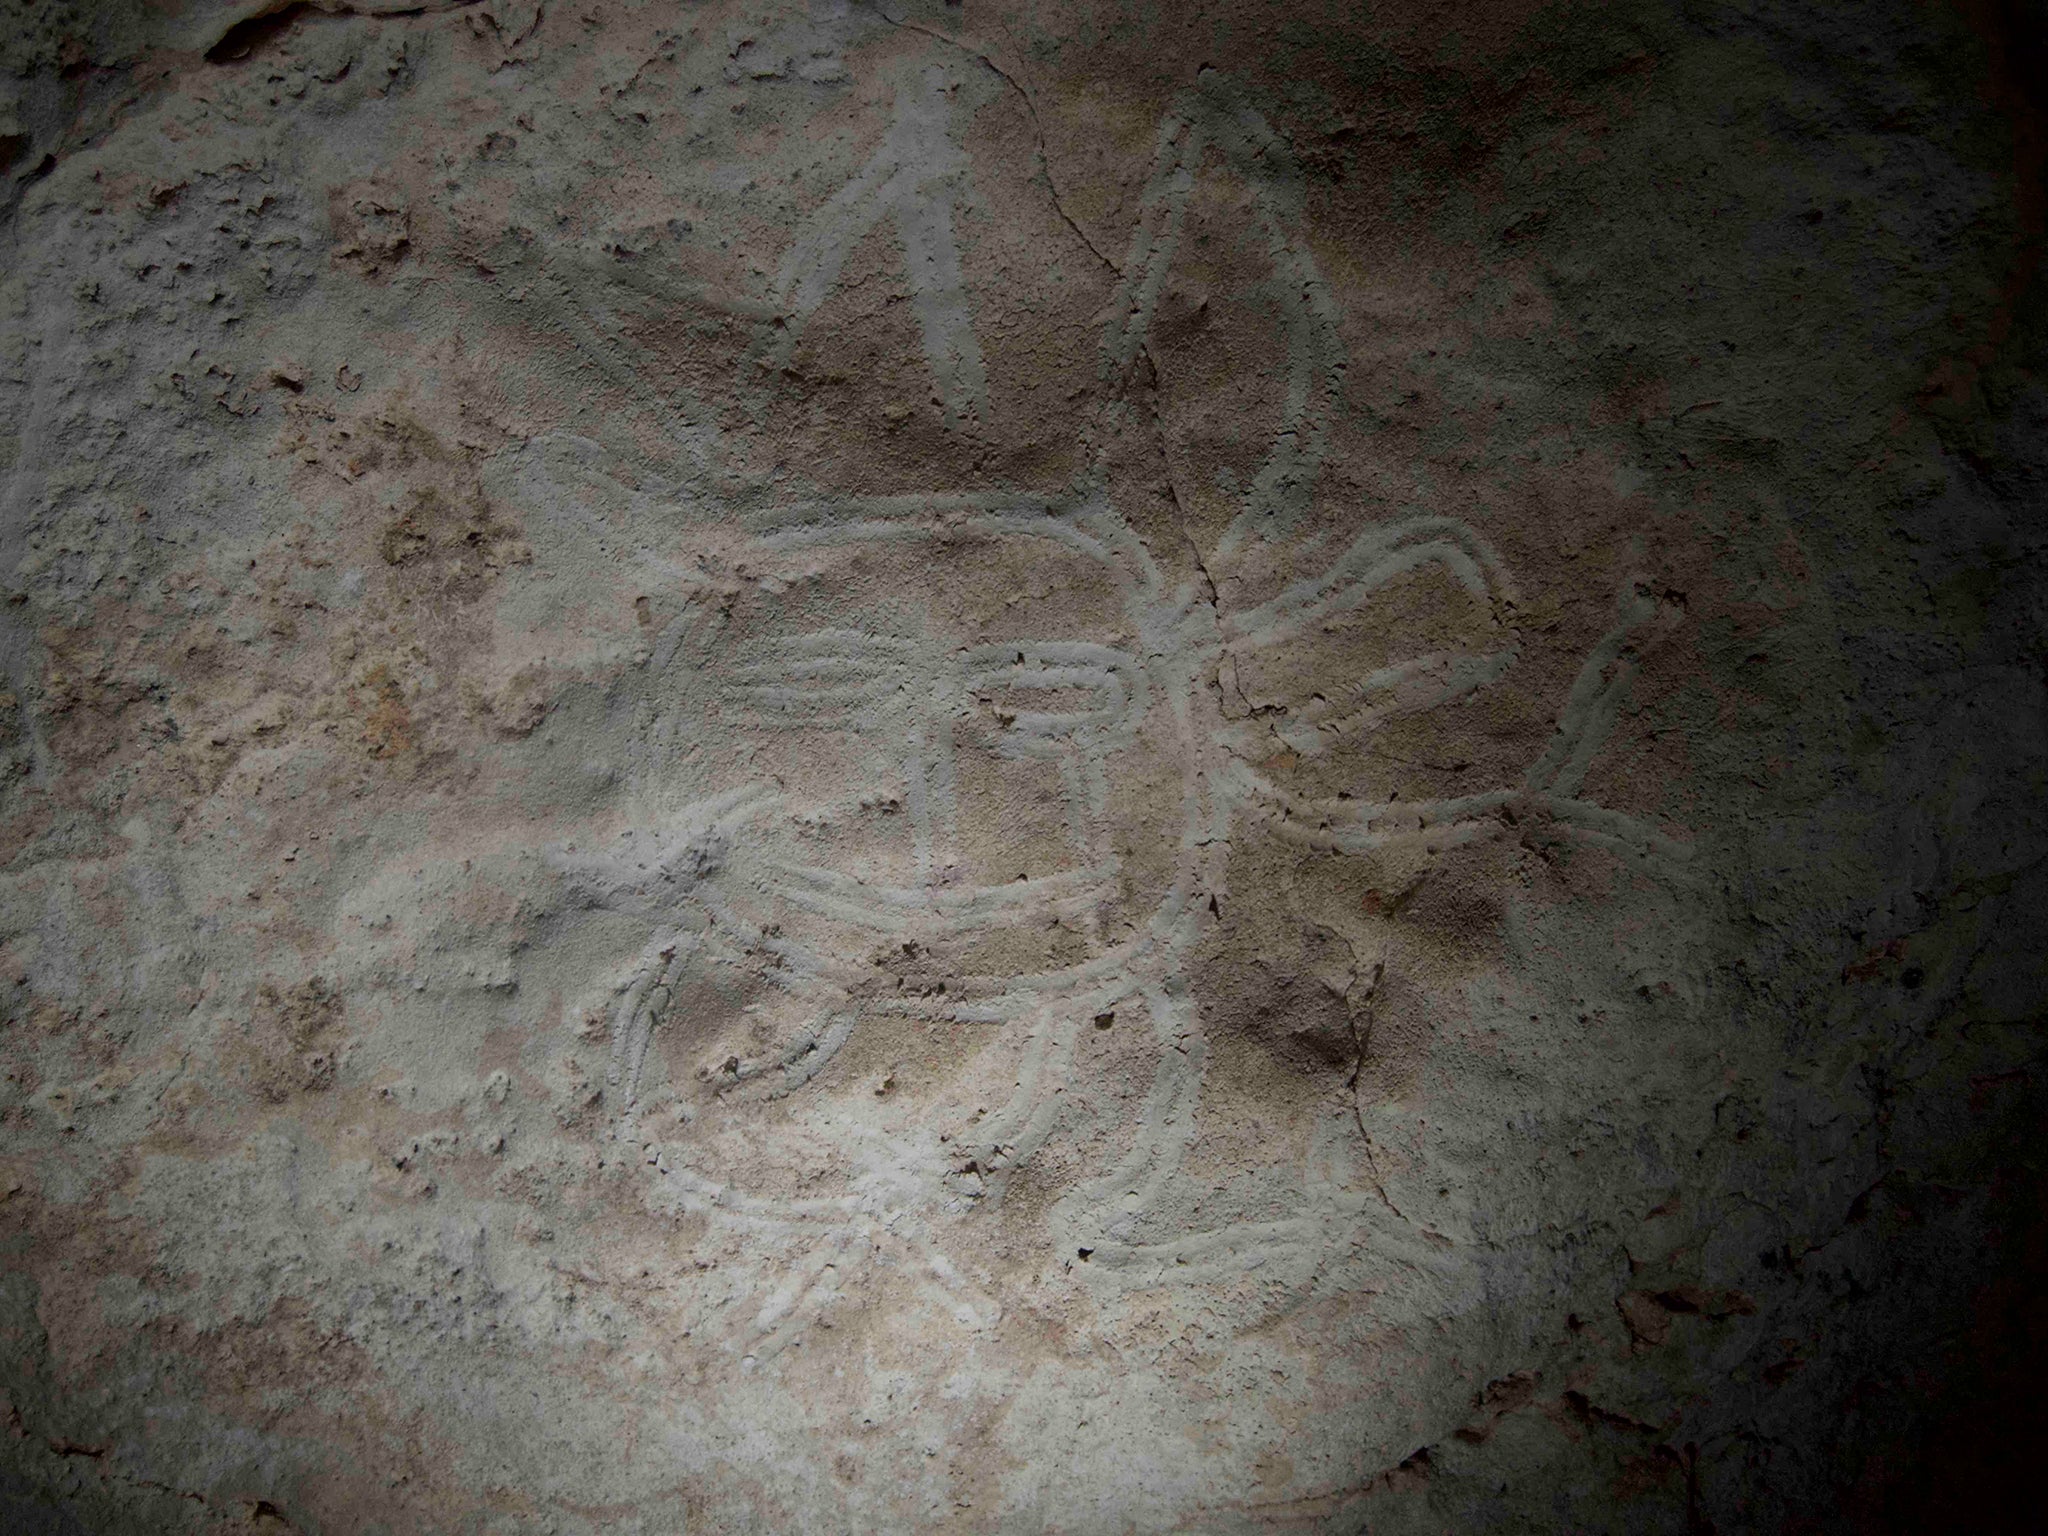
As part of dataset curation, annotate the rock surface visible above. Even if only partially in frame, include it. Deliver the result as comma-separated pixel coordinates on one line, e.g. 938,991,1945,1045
0,0,2044,1530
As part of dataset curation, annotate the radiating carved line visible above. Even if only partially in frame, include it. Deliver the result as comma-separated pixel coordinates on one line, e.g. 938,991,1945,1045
743,65,989,428
1097,77,1346,556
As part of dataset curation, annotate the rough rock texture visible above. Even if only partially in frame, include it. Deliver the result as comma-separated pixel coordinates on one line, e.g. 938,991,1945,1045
1,0,2044,1531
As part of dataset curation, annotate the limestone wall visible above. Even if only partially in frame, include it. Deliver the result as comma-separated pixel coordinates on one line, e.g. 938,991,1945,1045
0,2,2043,1530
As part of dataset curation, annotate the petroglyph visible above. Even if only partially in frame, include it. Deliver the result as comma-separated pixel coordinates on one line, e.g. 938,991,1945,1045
533,76,1693,1328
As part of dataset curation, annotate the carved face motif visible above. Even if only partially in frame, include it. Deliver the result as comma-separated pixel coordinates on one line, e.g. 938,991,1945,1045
673,518,1197,1004
582,510,1213,1231
520,69,1690,1331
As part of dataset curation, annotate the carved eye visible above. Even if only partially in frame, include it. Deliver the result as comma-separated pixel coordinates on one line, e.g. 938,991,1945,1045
965,642,1146,750
718,631,923,722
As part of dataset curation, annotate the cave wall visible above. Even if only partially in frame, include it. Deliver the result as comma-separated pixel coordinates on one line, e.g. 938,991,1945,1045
0,1,2044,1531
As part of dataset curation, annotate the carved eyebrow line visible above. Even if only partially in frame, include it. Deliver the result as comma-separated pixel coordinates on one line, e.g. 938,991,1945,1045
725,631,925,665
720,633,923,694
744,492,1059,534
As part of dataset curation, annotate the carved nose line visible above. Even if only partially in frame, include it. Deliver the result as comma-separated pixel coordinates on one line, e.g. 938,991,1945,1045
903,681,960,891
